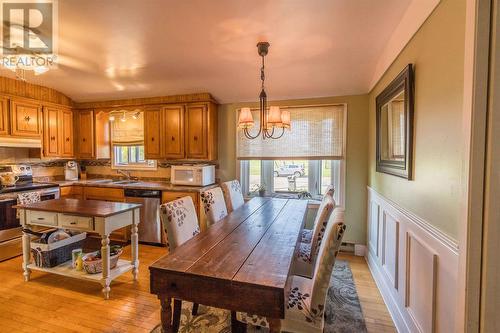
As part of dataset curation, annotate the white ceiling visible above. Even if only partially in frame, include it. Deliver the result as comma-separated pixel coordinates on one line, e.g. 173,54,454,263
0,0,413,103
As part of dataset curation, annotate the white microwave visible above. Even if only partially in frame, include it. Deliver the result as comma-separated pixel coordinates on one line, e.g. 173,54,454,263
170,165,215,186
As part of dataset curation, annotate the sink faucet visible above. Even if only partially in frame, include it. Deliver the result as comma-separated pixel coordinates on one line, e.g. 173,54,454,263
117,169,131,180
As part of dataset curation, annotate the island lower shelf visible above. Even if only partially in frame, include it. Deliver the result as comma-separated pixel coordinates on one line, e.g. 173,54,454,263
27,259,134,282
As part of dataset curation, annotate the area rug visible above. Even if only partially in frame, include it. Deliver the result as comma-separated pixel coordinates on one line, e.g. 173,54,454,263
151,260,367,333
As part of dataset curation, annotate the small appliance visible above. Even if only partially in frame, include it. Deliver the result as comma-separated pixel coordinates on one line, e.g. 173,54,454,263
170,164,215,186
64,161,79,181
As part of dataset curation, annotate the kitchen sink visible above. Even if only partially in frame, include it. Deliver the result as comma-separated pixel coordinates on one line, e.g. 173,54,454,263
112,180,140,185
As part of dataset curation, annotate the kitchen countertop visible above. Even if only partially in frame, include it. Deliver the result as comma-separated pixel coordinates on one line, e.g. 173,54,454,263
49,179,218,193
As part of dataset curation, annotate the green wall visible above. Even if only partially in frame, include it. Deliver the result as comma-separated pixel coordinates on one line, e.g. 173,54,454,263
368,0,466,239
218,94,369,244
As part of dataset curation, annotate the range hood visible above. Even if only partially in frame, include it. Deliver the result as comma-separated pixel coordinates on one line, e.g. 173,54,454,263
0,137,42,148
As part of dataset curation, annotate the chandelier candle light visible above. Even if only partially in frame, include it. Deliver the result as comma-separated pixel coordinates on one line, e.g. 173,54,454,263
238,42,291,140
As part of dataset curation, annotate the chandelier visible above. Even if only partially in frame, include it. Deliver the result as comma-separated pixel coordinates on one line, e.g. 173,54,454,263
238,42,290,140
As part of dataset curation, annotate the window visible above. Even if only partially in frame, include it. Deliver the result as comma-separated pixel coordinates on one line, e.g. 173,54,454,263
113,145,155,169
110,110,156,170
237,104,346,205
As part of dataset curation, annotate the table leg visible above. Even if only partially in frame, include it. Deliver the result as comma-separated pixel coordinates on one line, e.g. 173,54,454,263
160,295,173,333
101,234,111,299
22,231,31,282
231,311,247,333
268,318,281,333
172,299,182,332
131,214,139,281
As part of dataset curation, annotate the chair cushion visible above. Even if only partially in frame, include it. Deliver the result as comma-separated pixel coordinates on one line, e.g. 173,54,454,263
300,229,312,243
221,180,245,212
201,187,228,226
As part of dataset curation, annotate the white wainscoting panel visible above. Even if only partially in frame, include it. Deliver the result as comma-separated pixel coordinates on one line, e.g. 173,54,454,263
366,187,459,333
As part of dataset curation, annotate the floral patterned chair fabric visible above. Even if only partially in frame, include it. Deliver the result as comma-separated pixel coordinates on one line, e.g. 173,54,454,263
236,208,346,332
293,194,335,278
299,186,335,245
159,196,200,251
201,187,228,227
221,180,245,212
17,192,41,219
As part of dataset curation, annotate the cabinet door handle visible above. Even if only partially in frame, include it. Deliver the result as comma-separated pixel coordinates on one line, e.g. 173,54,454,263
70,222,77,225
37,217,45,220
171,136,175,141
66,137,70,142
82,138,86,142
50,136,55,141
24,116,30,122
151,137,155,142
194,136,198,141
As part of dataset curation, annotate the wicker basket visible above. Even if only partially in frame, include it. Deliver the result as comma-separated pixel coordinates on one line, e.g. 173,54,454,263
82,250,123,274
30,233,87,268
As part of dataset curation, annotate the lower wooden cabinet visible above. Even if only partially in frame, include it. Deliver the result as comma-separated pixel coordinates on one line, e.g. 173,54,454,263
59,186,83,199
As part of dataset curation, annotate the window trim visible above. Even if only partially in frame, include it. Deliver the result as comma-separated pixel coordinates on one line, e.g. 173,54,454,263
111,145,157,171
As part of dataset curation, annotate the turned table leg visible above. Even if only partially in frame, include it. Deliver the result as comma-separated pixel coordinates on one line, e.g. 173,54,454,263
131,211,140,281
160,295,174,333
268,318,281,333
101,234,111,299
22,230,31,282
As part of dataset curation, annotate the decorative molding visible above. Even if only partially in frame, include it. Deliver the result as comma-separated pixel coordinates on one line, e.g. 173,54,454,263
74,92,217,109
366,186,459,333
0,75,73,106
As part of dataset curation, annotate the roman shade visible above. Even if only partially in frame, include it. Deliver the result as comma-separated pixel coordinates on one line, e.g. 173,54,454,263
110,111,144,146
237,104,346,160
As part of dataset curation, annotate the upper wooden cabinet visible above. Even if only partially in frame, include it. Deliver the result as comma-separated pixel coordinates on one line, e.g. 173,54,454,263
144,108,163,159
163,105,185,159
74,109,110,159
76,110,95,159
10,98,42,137
144,102,217,161
43,106,74,158
0,97,9,136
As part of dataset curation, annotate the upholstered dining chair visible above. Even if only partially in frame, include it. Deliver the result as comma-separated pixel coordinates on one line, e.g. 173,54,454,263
201,187,228,227
17,192,41,218
300,185,335,244
221,179,245,212
294,194,335,278
159,196,202,322
234,208,347,333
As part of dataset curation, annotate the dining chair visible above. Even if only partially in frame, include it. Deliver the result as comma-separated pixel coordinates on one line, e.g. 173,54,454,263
221,179,245,212
201,187,228,226
234,208,347,333
17,192,41,218
159,196,201,323
294,194,335,278
300,185,335,244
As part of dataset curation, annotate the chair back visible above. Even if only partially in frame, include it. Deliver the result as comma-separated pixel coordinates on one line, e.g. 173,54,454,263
221,180,245,212
309,195,335,257
324,185,335,198
310,208,346,319
159,196,200,251
201,187,228,226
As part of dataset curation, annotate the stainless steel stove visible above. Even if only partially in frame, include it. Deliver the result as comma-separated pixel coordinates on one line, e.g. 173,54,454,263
0,165,59,261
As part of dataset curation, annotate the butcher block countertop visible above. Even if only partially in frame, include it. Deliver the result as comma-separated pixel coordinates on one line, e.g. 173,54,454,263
50,179,217,193
14,198,142,217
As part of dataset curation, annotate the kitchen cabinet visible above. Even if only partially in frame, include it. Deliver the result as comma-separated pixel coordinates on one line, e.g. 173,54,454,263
144,108,163,159
10,98,42,137
43,106,74,158
163,105,185,159
0,96,9,135
59,185,83,199
76,110,95,158
83,186,129,242
144,102,217,161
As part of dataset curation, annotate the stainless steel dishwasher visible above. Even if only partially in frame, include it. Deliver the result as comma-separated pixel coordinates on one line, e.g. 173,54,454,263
124,189,163,246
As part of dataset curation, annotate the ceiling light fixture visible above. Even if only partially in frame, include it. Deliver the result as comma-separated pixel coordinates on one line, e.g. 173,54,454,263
238,42,290,140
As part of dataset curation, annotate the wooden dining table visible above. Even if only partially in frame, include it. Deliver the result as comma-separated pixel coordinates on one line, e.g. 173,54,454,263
149,197,308,333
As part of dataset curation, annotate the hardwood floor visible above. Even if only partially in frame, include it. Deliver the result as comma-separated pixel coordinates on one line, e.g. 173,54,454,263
0,246,395,332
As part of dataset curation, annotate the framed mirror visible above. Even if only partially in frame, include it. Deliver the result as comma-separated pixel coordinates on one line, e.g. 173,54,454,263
376,64,414,179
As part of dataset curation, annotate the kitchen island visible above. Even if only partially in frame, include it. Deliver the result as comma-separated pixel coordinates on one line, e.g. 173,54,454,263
15,198,142,299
